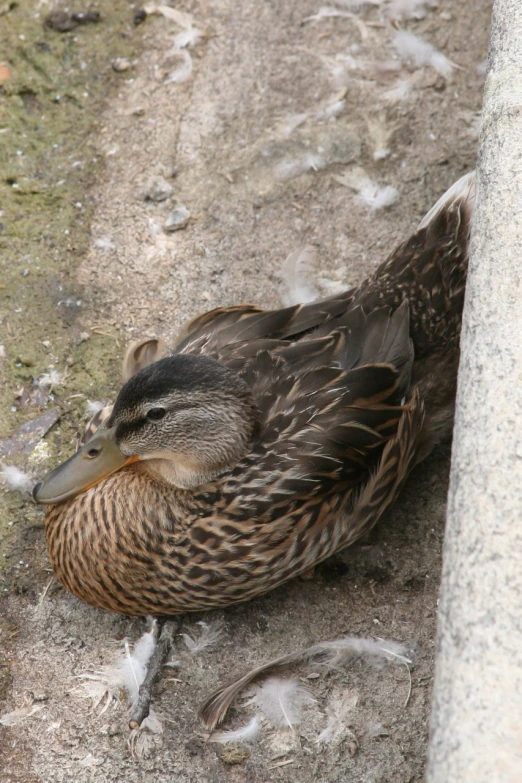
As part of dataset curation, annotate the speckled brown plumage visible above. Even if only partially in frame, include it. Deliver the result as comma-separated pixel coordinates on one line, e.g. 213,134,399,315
43,173,475,617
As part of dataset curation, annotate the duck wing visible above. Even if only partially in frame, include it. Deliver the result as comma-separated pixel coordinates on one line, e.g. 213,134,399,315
208,301,415,520
174,292,355,360
189,302,422,614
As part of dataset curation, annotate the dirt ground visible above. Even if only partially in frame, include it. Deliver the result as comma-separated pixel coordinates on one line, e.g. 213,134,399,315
1,1,491,781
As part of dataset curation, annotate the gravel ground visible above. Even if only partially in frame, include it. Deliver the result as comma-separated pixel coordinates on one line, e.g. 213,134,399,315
1,1,491,781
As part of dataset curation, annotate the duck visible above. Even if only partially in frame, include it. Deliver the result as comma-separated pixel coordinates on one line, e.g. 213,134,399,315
34,172,475,620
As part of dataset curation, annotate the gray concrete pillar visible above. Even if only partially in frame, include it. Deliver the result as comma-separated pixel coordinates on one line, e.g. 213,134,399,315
427,2,522,781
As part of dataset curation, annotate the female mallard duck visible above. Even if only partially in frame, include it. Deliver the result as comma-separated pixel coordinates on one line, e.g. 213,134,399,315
35,172,475,620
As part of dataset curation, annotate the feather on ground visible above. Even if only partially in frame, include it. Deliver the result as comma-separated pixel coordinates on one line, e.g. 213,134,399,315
121,627,157,706
392,30,458,80
274,153,326,181
247,677,315,729
0,464,33,493
199,635,412,729
334,166,399,210
181,618,224,654
85,400,105,416
0,700,44,727
35,369,62,389
76,623,159,714
316,689,359,745
280,247,320,306
128,709,164,759
211,716,261,744
365,113,395,161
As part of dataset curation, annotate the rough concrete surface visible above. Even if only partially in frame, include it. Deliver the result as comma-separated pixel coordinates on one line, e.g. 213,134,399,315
0,1,490,781
428,1,522,781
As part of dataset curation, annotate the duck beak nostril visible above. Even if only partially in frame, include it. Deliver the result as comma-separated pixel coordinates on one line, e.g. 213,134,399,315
32,426,137,504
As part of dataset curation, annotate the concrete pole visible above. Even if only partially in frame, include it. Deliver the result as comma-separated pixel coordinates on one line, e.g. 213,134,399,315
427,2,522,781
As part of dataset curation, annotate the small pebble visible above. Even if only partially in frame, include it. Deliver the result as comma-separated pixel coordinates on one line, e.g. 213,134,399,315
44,11,77,33
164,206,191,233
134,8,147,25
44,11,77,32
220,744,250,765
72,10,100,25
17,356,34,367
112,58,131,73
143,177,174,202
44,9,100,31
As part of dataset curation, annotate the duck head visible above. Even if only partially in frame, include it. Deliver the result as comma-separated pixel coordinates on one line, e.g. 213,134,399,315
34,354,259,503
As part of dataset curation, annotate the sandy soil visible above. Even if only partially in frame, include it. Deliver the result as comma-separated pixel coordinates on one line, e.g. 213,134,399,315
1,1,491,781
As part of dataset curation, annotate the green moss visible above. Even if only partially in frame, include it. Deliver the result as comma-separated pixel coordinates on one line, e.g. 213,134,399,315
0,2,145,574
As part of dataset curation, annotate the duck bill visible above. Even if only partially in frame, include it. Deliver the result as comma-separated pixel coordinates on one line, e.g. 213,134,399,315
33,426,139,505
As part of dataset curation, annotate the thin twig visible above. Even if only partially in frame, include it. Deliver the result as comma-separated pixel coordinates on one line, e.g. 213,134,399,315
403,663,412,708
268,759,294,770
33,577,57,617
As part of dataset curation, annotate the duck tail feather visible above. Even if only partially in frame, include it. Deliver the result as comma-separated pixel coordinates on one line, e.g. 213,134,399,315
417,170,475,232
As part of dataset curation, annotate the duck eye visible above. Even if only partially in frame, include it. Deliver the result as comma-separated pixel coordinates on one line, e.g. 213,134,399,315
147,407,166,421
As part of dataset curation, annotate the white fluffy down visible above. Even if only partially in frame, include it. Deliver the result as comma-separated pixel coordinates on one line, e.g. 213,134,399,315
367,185,400,210
212,716,261,744
335,167,399,211
164,50,193,84
248,677,315,729
310,636,412,669
280,246,320,306
315,689,359,745
383,77,413,104
182,618,224,654
76,627,158,713
0,464,33,492
85,400,105,416
393,30,457,80
305,7,354,23
274,153,326,181
316,99,346,121
0,701,44,726
93,236,115,251
121,629,157,705
35,369,62,389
